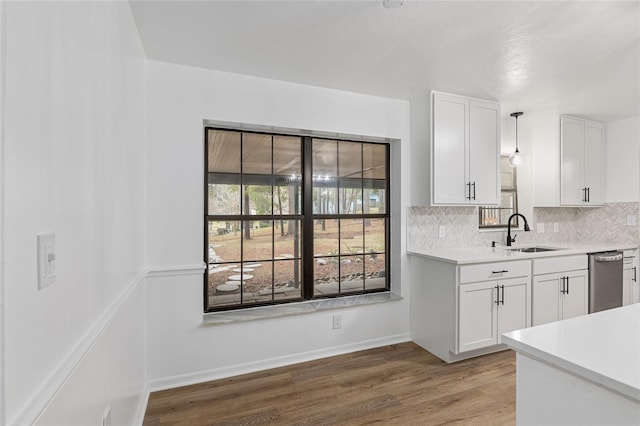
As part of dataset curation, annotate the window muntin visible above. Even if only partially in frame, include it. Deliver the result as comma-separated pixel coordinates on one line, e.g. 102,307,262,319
205,128,389,311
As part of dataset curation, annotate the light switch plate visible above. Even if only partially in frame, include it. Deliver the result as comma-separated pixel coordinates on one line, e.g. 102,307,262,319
553,223,559,233
37,232,56,290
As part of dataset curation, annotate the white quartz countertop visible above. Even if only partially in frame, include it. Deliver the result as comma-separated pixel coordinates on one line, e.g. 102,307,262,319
407,242,639,264
502,304,640,402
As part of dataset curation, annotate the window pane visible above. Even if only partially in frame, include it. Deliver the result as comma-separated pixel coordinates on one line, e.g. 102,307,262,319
339,142,362,179
208,130,241,173
340,255,364,293
274,219,302,259
365,252,386,291
362,143,387,179
340,218,364,255
272,260,302,301
313,139,338,214
208,182,241,216
364,184,386,214
364,218,386,253
314,256,339,295
243,220,273,261
208,130,241,215
243,133,272,174
208,220,241,263
314,218,339,257
273,136,302,215
501,156,516,190
244,260,273,304
339,186,362,214
242,184,272,215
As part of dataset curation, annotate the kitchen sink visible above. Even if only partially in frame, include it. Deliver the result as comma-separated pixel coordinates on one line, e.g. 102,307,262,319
507,246,562,253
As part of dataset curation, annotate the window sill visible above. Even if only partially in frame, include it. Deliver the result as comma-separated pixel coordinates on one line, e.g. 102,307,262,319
201,292,402,326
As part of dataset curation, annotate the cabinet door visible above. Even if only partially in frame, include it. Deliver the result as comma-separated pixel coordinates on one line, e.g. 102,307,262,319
561,270,588,320
469,100,500,205
497,277,529,343
432,93,468,204
584,121,605,205
560,116,586,206
458,281,497,352
532,274,561,326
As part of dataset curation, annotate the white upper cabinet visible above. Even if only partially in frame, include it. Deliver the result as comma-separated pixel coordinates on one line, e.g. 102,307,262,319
560,116,605,206
431,92,500,205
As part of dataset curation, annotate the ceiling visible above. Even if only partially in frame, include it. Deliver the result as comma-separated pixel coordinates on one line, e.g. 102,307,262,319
129,0,640,122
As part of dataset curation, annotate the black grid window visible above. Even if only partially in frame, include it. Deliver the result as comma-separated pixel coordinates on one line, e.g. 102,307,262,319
205,128,390,311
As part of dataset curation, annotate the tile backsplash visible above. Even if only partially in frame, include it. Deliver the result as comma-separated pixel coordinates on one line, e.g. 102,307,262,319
407,202,640,251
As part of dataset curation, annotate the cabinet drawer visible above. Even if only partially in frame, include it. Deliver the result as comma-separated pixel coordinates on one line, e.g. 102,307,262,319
459,260,530,284
533,255,587,275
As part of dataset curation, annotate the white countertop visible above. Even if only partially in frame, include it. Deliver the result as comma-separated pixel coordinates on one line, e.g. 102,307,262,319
408,242,639,264
502,304,640,402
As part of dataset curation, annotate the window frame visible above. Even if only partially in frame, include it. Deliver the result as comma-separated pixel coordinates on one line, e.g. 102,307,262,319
204,127,391,312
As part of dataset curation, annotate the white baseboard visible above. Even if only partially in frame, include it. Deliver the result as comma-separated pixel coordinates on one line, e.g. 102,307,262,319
148,332,411,392
133,386,151,426
10,270,147,426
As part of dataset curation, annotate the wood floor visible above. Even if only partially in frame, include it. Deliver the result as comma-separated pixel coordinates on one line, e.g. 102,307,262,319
143,343,516,425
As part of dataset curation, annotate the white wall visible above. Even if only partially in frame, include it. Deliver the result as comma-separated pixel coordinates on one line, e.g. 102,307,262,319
606,116,640,202
2,2,147,424
145,60,411,387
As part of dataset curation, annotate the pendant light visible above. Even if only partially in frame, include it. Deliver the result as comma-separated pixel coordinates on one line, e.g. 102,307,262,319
508,112,524,167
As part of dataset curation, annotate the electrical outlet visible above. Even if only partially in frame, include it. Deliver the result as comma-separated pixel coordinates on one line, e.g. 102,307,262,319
627,215,637,226
332,314,342,329
102,406,111,426
537,223,545,233
438,225,446,239
553,223,559,233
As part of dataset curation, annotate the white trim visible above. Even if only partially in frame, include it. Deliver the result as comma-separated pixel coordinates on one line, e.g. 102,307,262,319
147,263,206,278
10,270,147,426
133,387,151,426
148,332,411,392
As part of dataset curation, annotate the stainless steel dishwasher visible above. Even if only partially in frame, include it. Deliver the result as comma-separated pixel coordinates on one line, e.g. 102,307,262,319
588,251,623,313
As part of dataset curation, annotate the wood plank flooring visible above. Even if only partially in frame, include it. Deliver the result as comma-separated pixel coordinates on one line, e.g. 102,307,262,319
143,343,516,425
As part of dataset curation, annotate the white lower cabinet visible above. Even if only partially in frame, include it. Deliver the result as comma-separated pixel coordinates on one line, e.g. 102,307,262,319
459,277,529,352
532,255,588,326
623,250,639,305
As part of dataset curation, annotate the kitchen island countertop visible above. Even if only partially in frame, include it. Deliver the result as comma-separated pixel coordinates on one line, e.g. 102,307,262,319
503,303,640,402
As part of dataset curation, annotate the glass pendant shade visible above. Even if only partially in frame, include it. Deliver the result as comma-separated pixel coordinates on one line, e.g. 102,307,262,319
508,149,522,167
509,111,524,168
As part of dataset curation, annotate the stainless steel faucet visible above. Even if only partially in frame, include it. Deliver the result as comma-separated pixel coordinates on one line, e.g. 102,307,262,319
506,213,530,246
